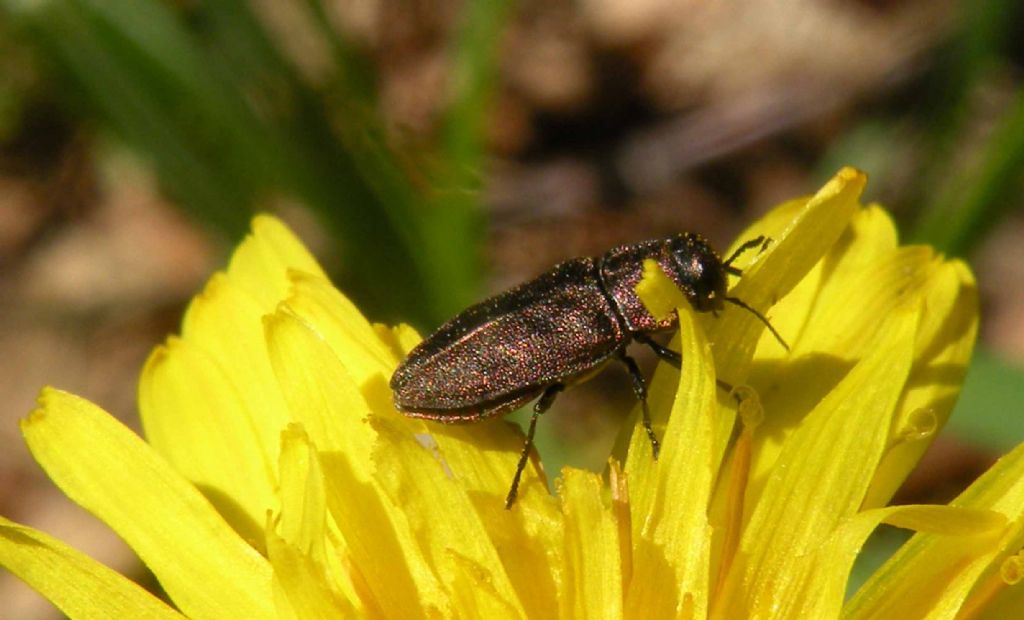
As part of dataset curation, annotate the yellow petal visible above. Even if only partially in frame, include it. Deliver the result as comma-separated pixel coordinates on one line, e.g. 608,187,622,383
276,424,328,565
774,207,923,359
269,425,359,618
139,337,275,547
278,279,563,614
745,207,939,507
748,203,901,363
265,307,444,616
863,258,979,507
635,258,681,323
713,305,917,619
703,168,867,475
559,468,623,620
263,305,379,461
284,271,400,384
973,556,1024,620
444,548,527,619
705,167,867,385
268,532,358,620
792,505,1004,618
845,441,1024,619
381,321,426,360
0,516,183,620
22,388,274,620
427,418,554,510
624,304,716,618
225,215,327,310
424,419,565,617
317,451,448,618
179,272,291,458
725,196,812,258
371,416,528,618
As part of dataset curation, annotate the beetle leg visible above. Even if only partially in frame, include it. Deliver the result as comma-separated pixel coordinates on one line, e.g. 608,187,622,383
506,384,564,509
636,333,735,393
617,351,661,460
723,235,771,275
636,333,682,368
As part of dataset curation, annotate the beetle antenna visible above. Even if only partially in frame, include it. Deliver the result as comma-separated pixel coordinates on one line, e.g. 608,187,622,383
725,296,790,351
723,235,771,270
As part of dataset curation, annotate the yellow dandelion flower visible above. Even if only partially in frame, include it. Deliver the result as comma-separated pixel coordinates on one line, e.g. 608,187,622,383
2,167,1022,619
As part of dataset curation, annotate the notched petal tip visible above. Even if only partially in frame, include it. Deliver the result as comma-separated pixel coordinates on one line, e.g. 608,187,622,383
380,323,423,358
34,384,65,407
21,405,47,431
249,215,324,276
23,387,77,431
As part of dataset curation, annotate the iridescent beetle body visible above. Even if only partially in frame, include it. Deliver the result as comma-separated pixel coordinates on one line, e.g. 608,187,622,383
390,233,784,507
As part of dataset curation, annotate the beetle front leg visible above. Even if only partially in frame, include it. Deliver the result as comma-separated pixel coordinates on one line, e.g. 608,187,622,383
722,235,771,275
506,384,564,509
617,351,661,460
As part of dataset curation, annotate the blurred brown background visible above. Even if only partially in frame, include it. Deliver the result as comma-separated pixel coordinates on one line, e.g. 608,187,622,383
2,0,1023,616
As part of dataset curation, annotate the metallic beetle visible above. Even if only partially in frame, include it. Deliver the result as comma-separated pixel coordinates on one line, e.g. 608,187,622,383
390,233,785,507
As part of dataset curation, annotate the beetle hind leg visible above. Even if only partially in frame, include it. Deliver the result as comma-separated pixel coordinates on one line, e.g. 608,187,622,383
617,351,661,460
505,383,564,509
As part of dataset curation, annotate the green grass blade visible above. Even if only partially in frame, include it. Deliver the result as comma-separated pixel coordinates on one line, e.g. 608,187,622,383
7,0,481,325
910,88,1024,256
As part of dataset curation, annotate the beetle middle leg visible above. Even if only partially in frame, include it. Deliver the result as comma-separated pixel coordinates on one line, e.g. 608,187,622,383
617,350,661,460
636,332,735,393
636,333,681,367
506,383,564,509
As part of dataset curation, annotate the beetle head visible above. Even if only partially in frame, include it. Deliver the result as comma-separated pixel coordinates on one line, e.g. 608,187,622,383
668,233,790,351
666,233,727,313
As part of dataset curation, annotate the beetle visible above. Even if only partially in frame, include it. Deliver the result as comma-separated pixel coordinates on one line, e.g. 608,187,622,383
390,233,787,508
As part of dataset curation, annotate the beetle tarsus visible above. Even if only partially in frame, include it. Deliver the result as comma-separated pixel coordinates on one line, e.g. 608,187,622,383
506,384,564,509
617,351,661,460
645,404,661,461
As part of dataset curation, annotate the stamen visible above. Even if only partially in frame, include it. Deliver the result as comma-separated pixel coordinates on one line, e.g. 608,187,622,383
957,549,1024,619
1001,553,1024,585
712,385,762,599
732,384,764,429
712,425,753,600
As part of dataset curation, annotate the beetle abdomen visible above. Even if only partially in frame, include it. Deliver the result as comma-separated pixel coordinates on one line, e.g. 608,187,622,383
391,257,626,418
